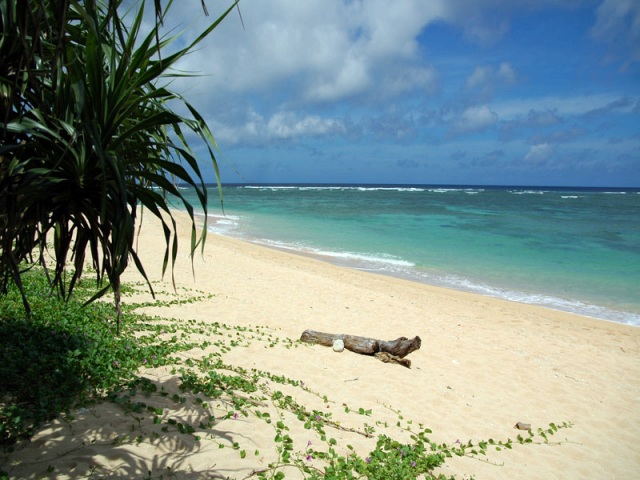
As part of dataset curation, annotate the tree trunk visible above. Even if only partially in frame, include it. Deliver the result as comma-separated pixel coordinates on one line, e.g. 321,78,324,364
300,330,421,367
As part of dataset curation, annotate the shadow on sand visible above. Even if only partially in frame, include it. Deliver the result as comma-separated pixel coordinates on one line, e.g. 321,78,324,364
0,318,254,479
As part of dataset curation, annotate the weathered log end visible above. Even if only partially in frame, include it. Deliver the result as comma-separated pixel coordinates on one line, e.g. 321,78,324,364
378,336,421,358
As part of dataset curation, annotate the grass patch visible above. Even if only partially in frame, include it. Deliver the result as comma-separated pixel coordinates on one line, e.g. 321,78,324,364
0,271,193,446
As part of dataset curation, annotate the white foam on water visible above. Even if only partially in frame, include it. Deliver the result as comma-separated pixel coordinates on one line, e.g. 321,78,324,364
250,238,415,268
510,190,545,195
230,230,640,326
237,185,496,194
351,187,425,192
203,217,640,327
204,213,242,236
240,185,428,192
403,270,640,326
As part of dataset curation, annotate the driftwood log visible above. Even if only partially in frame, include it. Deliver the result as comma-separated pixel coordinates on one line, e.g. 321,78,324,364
300,329,421,368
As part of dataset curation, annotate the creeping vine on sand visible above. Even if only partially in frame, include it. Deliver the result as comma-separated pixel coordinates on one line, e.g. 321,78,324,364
0,269,571,479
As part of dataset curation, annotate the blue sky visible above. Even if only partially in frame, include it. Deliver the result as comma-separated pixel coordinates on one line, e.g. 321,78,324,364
160,0,639,187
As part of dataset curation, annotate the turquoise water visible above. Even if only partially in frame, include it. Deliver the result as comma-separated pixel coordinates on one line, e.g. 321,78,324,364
178,184,640,326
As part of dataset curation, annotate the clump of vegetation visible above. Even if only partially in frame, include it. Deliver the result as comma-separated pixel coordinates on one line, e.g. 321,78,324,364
0,269,571,479
0,0,237,333
0,269,194,446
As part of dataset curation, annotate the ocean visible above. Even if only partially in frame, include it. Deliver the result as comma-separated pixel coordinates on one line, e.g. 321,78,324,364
177,184,640,326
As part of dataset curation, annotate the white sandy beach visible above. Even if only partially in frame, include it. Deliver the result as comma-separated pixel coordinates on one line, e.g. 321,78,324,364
3,210,639,479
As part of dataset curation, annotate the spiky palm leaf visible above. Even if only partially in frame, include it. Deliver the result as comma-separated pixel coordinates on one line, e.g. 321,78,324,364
0,0,237,333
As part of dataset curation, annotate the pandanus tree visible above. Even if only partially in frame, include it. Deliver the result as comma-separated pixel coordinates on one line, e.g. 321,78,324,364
0,0,237,333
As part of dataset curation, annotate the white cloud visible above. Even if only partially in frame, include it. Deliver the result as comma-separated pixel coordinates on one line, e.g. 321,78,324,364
438,0,583,45
306,54,371,102
465,66,493,90
591,0,640,62
380,65,440,98
454,105,498,133
464,18,510,45
119,1,639,187
210,109,346,144
525,109,562,127
150,1,603,114
160,0,446,104
497,62,516,83
267,111,346,139
592,0,640,36
492,93,639,120
524,143,554,164
465,62,517,99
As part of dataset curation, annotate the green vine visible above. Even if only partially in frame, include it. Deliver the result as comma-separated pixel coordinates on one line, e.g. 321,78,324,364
0,269,571,479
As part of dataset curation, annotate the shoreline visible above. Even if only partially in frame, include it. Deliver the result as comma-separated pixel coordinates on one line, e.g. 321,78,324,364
6,209,639,479
170,210,640,479
198,211,640,328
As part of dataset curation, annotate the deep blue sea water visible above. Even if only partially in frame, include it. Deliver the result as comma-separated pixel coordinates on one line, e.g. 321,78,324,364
177,184,640,326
